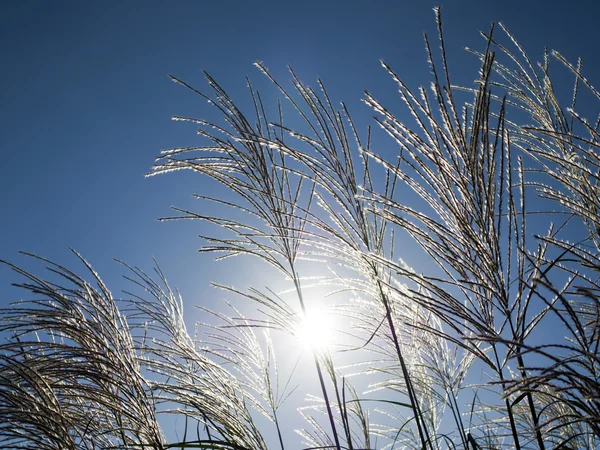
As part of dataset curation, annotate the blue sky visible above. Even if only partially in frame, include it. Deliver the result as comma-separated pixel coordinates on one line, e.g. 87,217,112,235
3,0,599,303
2,0,600,446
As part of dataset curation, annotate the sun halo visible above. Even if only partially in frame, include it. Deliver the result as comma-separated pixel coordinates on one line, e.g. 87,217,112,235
296,307,334,352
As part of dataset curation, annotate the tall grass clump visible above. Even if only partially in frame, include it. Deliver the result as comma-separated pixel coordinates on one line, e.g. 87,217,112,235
1,8,599,449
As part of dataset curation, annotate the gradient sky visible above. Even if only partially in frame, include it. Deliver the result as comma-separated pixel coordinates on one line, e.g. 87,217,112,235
3,0,599,303
2,0,600,446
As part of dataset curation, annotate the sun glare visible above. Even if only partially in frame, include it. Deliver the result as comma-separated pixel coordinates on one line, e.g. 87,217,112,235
296,308,333,352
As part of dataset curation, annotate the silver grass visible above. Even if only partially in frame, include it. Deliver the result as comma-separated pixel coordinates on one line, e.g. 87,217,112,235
0,252,164,449
2,7,600,450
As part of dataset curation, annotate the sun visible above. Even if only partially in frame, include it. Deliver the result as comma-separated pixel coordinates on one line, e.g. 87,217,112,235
296,307,334,352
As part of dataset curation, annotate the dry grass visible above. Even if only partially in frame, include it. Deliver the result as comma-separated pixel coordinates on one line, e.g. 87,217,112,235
1,8,599,450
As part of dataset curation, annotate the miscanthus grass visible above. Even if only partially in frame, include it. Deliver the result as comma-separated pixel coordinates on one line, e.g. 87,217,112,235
2,8,599,449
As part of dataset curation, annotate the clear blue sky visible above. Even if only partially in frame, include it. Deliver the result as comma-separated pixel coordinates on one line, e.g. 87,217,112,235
2,0,598,302
1,0,599,446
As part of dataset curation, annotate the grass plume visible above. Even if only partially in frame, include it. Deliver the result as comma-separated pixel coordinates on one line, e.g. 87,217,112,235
2,8,600,450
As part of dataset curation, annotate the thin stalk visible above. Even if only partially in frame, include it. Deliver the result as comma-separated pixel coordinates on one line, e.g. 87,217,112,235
292,273,341,450
374,267,432,450
329,370,354,450
493,345,521,450
382,296,431,450
448,388,468,449
312,350,342,450
515,352,546,450
504,291,545,448
273,411,285,450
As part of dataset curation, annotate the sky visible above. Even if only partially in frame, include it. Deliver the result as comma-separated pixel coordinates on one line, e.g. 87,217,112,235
1,0,600,446
2,0,600,302
3,0,600,299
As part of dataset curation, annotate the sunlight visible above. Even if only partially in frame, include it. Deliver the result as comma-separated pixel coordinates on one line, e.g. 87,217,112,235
296,308,334,352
